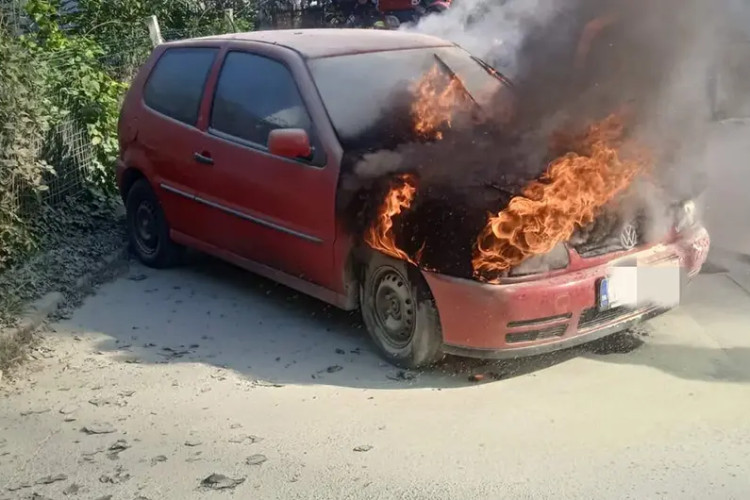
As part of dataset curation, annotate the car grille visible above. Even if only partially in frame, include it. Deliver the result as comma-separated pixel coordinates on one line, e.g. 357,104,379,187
578,306,635,330
505,325,568,344
575,239,629,258
507,313,573,328
573,217,643,258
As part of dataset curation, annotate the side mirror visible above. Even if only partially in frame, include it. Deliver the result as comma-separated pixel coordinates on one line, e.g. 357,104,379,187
268,129,312,160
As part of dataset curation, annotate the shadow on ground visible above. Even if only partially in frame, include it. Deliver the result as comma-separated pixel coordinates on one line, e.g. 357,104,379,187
58,251,750,389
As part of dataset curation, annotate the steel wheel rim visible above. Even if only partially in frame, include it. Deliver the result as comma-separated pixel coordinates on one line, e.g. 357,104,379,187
133,201,158,257
371,267,416,349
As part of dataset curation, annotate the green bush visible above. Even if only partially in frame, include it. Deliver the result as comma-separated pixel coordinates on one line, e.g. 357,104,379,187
0,0,257,273
0,19,54,269
24,0,129,191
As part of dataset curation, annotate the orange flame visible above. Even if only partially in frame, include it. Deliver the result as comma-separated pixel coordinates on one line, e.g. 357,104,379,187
411,64,467,140
365,174,419,264
472,114,646,282
363,63,463,265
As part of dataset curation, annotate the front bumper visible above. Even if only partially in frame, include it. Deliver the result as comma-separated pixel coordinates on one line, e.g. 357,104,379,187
421,226,710,358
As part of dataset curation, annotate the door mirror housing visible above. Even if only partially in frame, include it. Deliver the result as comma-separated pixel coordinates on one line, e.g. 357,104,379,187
268,128,312,160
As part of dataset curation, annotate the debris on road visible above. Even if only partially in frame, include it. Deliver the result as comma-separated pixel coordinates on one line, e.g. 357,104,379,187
200,473,245,490
468,372,505,383
80,447,105,462
246,454,268,465
99,466,130,484
326,365,343,373
184,439,202,447
107,439,130,459
58,405,78,415
62,482,81,495
20,408,50,416
335,348,346,355
6,481,31,491
229,434,263,444
353,445,373,452
35,473,67,484
82,422,116,434
252,380,285,388
28,493,54,500
89,396,127,408
158,347,191,359
150,455,167,465
386,370,416,381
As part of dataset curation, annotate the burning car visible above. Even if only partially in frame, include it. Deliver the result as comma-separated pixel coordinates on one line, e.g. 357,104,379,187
117,29,710,368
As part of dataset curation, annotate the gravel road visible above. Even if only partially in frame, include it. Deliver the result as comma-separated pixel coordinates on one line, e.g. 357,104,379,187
1,252,750,500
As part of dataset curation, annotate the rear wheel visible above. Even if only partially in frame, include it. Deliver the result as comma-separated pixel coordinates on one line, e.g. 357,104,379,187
360,252,444,368
126,179,183,268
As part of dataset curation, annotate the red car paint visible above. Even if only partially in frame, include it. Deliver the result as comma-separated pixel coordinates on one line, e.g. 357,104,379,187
117,29,709,360
428,227,710,357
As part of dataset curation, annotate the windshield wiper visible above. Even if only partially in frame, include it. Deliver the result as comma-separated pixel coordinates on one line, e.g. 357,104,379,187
470,55,515,89
432,54,481,110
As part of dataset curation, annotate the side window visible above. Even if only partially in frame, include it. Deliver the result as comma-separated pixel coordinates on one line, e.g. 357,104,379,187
210,51,312,147
144,47,218,125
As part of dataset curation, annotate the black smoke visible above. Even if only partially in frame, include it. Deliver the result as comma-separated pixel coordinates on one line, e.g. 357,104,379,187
338,0,727,278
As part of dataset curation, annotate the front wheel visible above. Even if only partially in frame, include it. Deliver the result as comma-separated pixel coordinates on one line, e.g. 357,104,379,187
360,252,444,368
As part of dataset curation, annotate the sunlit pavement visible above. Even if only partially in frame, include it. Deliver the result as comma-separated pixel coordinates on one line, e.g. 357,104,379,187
1,249,749,499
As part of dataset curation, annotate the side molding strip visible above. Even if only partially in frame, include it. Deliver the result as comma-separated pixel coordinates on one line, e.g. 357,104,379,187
160,183,323,244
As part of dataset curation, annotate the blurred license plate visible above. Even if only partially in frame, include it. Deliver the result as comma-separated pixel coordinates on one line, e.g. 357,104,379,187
598,269,633,311
598,260,681,311
598,277,618,311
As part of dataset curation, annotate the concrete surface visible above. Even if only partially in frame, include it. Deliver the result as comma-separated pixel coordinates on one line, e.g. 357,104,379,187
702,120,750,256
1,252,750,500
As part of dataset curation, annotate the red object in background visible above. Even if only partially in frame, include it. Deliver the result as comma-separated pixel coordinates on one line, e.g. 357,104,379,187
377,0,451,13
117,29,709,367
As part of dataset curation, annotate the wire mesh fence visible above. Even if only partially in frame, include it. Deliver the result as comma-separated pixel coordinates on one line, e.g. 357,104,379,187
3,16,176,224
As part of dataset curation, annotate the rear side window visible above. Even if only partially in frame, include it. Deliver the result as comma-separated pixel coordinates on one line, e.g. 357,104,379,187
144,47,218,125
210,51,312,147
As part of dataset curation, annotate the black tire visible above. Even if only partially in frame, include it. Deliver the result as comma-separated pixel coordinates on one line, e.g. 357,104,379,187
360,252,444,368
126,179,183,268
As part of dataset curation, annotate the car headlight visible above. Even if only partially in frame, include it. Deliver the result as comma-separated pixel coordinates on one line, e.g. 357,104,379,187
675,200,697,232
509,243,571,277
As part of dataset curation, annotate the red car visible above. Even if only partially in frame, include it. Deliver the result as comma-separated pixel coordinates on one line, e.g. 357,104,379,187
117,29,710,368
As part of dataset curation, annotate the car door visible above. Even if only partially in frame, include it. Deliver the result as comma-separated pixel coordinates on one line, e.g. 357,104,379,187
194,47,338,289
138,45,220,238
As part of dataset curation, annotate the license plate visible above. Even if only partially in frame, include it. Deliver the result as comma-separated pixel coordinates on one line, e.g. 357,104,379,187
598,267,634,311
599,262,680,311
598,277,618,311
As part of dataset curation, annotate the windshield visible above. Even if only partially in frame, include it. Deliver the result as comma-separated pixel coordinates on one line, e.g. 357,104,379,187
308,46,510,151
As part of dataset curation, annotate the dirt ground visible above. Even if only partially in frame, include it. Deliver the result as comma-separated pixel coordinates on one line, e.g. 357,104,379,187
1,250,750,500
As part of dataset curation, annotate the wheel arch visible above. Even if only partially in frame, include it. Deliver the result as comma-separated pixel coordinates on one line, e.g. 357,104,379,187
119,166,147,203
348,246,437,307
357,248,445,367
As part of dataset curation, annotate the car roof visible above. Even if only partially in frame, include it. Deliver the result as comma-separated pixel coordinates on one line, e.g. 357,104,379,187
176,28,454,58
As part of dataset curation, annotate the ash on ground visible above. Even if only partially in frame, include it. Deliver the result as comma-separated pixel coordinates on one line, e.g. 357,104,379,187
0,191,127,328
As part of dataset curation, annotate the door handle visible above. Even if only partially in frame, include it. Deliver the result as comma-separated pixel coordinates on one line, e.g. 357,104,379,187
193,152,214,165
